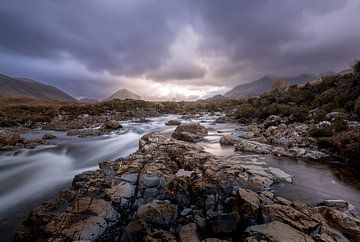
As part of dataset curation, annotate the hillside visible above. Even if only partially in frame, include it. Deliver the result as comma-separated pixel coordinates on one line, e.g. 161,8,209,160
79,97,99,104
224,74,315,98
0,74,76,102
231,61,360,168
107,88,141,100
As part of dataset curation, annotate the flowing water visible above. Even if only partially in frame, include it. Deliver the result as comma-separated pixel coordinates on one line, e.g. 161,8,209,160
0,114,359,241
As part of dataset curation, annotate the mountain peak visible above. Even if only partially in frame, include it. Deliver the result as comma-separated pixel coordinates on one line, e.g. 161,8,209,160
107,88,141,100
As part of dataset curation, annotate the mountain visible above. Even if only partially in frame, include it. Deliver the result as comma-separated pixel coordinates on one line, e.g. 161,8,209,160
224,74,316,98
0,73,76,102
206,94,228,100
107,89,141,100
79,97,99,104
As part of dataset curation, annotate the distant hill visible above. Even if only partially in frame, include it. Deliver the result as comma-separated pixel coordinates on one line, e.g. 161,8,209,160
0,73,76,102
107,89,141,100
206,94,228,100
79,97,99,104
224,74,316,98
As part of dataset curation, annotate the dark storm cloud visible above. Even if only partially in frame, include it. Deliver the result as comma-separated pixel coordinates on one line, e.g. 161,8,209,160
0,0,359,98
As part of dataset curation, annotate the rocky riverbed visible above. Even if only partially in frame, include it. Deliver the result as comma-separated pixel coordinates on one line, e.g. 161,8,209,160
14,120,360,241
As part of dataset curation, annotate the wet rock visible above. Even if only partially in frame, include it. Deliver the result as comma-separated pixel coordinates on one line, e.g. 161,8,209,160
15,132,360,242
121,219,150,242
219,135,239,146
165,120,181,126
262,202,321,234
172,123,208,143
206,212,240,235
213,116,228,123
316,206,360,241
136,200,178,228
325,112,346,121
202,239,230,242
66,128,101,137
102,120,122,130
0,130,20,146
181,208,193,216
172,132,204,143
143,229,177,242
232,188,261,225
246,221,314,242
179,223,200,242
234,139,272,154
42,133,56,139
317,200,349,210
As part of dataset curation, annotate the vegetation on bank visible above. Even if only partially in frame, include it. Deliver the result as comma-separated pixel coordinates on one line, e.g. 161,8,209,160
0,97,241,127
234,60,360,167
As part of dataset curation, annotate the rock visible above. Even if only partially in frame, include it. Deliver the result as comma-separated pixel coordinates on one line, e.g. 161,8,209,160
317,200,349,210
179,223,200,242
232,188,261,225
121,219,150,242
325,112,346,120
263,115,282,127
219,135,239,146
103,120,122,130
262,202,321,234
316,206,360,241
165,120,181,126
246,221,314,242
66,128,101,137
234,138,272,154
144,229,177,242
172,132,204,143
42,133,56,139
206,212,240,235
266,167,293,183
180,208,193,216
172,123,208,143
213,116,228,123
202,239,230,242
136,200,178,227
0,131,20,146
15,132,360,242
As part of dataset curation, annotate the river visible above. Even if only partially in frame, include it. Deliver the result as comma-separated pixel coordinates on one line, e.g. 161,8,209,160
0,114,359,241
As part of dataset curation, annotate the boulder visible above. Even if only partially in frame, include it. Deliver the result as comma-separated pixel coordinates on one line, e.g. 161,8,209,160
325,112,346,121
0,131,20,146
234,139,272,154
219,135,239,146
206,212,240,235
136,200,178,228
165,120,181,126
263,115,282,127
232,188,261,225
316,206,360,241
102,120,122,130
67,128,102,137
121,219,150,242
246,221,314,242
143,229,177,242
262,202,320,234
172,123,207,143
179,223,200,242
42,133,56,139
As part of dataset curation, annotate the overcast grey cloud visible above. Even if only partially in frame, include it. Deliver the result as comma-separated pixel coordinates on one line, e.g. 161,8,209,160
0,0,359,99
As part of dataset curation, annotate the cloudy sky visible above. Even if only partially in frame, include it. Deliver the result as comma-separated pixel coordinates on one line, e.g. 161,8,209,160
1,0,360,100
